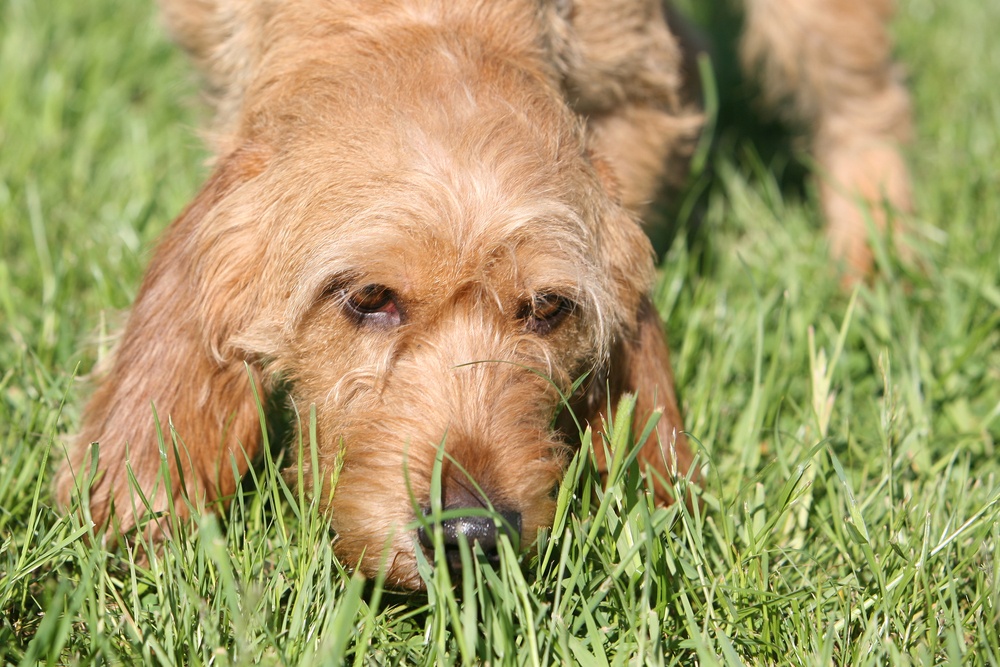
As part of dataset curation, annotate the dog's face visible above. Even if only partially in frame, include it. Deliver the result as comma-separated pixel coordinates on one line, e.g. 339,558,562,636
184,57,655,587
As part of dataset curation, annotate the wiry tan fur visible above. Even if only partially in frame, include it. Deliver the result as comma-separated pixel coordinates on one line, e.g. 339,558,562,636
56,0,911,589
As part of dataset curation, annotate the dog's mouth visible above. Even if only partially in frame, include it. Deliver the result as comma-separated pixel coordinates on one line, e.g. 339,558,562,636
416,508,523,575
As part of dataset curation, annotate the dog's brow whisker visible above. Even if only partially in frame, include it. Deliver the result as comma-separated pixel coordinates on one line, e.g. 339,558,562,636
317,273,355,302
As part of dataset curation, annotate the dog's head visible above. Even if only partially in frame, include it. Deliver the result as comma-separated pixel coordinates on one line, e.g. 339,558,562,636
210,74,659,587
64,17,688,589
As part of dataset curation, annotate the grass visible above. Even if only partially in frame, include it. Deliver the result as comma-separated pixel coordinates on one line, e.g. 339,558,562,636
2,0,999,663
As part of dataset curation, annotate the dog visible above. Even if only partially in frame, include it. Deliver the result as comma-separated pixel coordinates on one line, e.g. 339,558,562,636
56,0,911,589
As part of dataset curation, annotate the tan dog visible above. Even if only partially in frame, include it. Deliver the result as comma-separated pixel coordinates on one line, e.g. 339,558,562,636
57,0,910,589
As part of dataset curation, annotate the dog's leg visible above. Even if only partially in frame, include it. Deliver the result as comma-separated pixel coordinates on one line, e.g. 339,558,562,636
587,104,702,216
742,0,913,278
157,0,267,146
55,151,269,537
552,0,702,217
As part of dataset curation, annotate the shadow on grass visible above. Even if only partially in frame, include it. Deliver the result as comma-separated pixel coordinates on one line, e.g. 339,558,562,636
649,1,812,261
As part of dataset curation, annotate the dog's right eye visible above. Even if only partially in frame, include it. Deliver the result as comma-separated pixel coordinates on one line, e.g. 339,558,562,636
343,284,402,327
519,293,574,335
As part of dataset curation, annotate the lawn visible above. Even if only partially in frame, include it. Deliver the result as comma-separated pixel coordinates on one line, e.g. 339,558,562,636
1,0,998,664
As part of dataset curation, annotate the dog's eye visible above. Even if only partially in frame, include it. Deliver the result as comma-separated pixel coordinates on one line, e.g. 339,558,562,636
521,293,573,334
344,284,402,327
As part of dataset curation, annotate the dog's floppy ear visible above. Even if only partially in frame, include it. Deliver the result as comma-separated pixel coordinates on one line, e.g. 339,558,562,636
575,173,695,504
574,295,694,506
604,297,693,502
55,145,274,536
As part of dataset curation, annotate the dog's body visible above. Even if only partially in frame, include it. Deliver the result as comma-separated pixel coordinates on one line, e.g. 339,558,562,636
57,0,911,588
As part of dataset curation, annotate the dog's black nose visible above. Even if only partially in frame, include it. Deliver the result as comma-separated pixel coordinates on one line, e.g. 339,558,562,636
418,509,522,574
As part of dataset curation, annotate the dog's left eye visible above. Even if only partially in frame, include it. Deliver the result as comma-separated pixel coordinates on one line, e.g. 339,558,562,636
344,284,402,327
521,293,573,334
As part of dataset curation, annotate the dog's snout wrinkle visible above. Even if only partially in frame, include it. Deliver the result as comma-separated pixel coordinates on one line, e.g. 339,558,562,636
442,474,489,509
